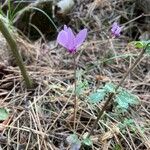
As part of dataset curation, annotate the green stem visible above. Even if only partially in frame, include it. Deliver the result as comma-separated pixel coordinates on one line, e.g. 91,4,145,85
0,17,33,88
73,54,77,130
88,44,148,138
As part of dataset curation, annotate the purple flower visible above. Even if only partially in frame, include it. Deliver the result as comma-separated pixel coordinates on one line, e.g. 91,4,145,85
111,22,122,37
57,25,87,53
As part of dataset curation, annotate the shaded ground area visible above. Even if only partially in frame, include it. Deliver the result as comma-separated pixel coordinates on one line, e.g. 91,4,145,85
0,0,150,149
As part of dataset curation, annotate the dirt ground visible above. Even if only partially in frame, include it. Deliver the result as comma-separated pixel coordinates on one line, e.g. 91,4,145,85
0,0,150,150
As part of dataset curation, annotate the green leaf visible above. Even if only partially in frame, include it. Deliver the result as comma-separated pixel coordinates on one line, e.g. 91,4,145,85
115,90,139,110
118,118,137,133
132,41,150,54
0,108,9,121
75,69,89,96
82,132,92,146
103,82,116,93
88,81,140,111
76,80,88,96
89,89,106,103
113,144,122,150
145,42,150,54
67,134,79,144
123,118,134,126
82,138,92,146
88,82,118,104
66,134,81,150
116,98,129,109
133,41,144,49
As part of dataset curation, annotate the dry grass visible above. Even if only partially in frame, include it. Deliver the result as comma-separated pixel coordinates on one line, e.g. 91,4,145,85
0,0,150,150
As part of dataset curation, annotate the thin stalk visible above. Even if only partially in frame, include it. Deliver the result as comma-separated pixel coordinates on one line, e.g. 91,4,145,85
88,44,148,138
0,17,33,88
73,54,77,130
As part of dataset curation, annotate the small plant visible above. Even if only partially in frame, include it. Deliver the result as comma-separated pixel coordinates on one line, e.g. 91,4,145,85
57,25,87,129
57,23,150,148
86,41,150,139
66,133,92,150
118,118,137,133
83,22,150,142
89,82,139,112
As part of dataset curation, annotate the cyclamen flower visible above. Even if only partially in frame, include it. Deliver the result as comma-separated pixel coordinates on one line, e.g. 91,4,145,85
57,25,87,53
111,22,122,37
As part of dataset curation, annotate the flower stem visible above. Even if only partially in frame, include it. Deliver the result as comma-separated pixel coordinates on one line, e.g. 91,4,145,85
88,44,148,138
73,54,77,130
0,17,33,88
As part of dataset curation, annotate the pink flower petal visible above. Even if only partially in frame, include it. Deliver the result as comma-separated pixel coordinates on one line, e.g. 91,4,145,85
112,22,118,27
57,25,87,53
67,27,75,50
75,29,87,48
111,22,118,32
115,27,121,36
57,30,68,49
64,25,68,32
111,22,122,37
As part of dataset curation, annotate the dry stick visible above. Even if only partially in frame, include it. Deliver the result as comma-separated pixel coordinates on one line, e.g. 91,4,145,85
0,17,33,88
88,43,149,138
73,55,77,130
122,14,144,26
122,13,150,27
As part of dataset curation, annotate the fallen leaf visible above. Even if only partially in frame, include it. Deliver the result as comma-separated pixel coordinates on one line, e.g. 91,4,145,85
96,75,110,82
